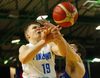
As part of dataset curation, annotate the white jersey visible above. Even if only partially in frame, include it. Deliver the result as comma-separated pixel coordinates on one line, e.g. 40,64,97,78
22,43,56,78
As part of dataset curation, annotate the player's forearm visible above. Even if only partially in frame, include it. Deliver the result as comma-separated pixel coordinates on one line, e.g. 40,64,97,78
65,42,79,62
54,36,67,56
19,40,46,64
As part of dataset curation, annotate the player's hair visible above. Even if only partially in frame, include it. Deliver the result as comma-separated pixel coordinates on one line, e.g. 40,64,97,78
24,21,40,41
68,40,86,59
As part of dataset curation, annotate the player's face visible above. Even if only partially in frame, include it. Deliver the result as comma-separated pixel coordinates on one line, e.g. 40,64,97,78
70,44,78,53
27,24,41,40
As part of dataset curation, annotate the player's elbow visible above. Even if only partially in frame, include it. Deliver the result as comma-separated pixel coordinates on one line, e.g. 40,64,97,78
20,59,26,64
61,52,66,57
19,55,27,64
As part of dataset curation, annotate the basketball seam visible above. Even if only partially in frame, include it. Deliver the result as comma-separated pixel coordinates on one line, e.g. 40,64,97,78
69,3,73,24
53,12,66,17
53,11,74,19
58,4,71,18
61,3,73,23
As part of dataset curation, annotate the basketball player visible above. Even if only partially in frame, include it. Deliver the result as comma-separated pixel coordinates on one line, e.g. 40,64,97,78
18,21,67,78
37,18,87,78
60,40,86,78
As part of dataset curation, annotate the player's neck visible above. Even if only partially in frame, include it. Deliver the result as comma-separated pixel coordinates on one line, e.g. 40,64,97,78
29,38,40,45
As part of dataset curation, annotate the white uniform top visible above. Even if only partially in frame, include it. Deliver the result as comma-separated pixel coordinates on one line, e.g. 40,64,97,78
22,43,56,78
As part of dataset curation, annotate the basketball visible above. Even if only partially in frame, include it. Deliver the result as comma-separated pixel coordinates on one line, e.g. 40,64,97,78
53,2,78,27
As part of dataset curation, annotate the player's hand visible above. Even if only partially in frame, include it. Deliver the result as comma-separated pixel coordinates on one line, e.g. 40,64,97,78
39,26,63,43
37,16,55,27
37,17,62,35
37,17,61,31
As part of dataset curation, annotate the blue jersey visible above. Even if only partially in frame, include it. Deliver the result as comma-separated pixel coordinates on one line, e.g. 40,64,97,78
83,63,89,78
60,71,71,78
60,63,88,78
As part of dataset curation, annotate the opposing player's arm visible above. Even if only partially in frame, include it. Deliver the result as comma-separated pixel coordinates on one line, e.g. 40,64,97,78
19,40,46,64
54,36,67,56
49,42,62,56
49,40,66,56
37,17,67,56
65,41,82,62
65,41,85,78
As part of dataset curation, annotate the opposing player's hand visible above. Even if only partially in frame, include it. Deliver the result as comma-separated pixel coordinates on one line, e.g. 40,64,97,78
37,17,62,31
37,17,62,35
37,16,55,27
38,26,63,43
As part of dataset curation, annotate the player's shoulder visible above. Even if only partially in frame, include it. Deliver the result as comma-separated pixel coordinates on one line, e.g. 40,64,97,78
19,45,29,49
19,45,29,53
48,42,56,47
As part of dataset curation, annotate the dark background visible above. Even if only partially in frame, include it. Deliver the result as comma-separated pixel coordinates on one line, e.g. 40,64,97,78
0,0,100,78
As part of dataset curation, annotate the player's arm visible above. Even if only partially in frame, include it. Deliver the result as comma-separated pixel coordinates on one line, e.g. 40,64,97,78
19,40,47,64
49,42,62,56
49,37,67,56
47,26,67,56
65,41,85,78
65,41,82,62
19,27,59,64
54,34,67,56
46,29,66,56
45,29,67,56
37,18,67,56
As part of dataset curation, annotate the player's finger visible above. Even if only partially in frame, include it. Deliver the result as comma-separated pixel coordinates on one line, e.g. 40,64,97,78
37,20,46,26
57,27,62,31
49,26,53,31
36,28,46,32
51,27,62,34
54,38,61,42
51,25,59,32
41,16,47,23
37,21,49,27
46,27,52,35
37,26,48,30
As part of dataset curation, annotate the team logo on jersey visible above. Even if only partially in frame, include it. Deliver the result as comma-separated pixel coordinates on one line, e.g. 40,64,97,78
33,52,51,60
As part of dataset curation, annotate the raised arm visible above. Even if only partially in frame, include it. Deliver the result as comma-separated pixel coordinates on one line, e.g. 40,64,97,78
19,26,63,64
65,41,85,78
37,18,67,56
19,39,47,64
65,41,82,62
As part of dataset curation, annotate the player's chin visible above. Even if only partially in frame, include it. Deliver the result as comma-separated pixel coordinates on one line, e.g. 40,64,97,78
37,34,41,38
37,32,41,36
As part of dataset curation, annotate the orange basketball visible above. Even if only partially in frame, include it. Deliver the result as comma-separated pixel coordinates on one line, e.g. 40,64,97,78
53,2,78,27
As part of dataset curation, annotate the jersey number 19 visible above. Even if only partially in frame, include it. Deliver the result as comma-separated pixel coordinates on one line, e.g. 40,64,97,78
42,63,51,74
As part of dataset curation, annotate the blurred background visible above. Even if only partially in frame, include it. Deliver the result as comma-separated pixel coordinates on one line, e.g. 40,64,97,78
0,0,100,78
